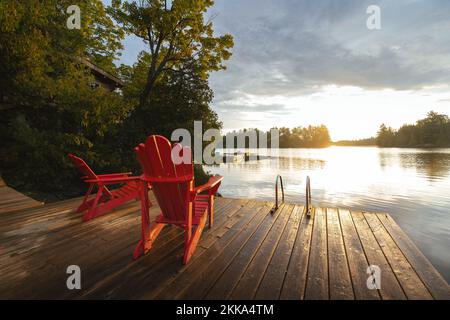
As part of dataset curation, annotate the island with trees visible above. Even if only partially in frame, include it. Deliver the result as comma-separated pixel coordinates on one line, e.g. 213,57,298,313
376,111,450,148
222,125,332,148
223,111,450,149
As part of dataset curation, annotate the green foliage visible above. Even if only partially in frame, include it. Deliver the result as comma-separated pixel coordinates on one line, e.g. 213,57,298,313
0,0,229,200
279,125,331,148
109,0,234,105
0,0,124,99
376,124,396,147
333,138,376,146
108,52,222,173
223,125,331,148
0,0,129,199
376,111,450,148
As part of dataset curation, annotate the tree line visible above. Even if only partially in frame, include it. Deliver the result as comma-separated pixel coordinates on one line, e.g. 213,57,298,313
222,125,331,148
332,138,376,146
278,125,331,148
376,111,450,147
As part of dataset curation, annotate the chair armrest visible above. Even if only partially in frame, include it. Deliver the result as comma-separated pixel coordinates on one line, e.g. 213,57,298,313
194,176,223,195
140,174,194,183
84,176,140,184
97,172,133,178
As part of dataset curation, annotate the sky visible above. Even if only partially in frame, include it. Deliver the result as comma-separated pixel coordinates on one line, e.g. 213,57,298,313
108,0,450,141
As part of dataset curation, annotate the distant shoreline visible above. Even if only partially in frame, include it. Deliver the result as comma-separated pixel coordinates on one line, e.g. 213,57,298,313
218,145,450,150
331,143,449,149
219,145,450,149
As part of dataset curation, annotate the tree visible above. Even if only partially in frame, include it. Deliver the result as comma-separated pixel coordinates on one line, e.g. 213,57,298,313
376,124,396,147
0,0,124,104
109,0,233,106
279,127,292,148
310,125,331,148
231,125,331,148
0,1,129,199
109,51,222,173
375,111,450,148
416,111,449,146
1,0,234,199
396,124,415,147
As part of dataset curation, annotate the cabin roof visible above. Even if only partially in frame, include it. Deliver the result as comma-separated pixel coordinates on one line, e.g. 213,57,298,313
78,57,125,88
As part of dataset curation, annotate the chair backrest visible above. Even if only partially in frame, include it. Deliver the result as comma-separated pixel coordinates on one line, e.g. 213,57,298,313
135,135,194,223
68,154,98,181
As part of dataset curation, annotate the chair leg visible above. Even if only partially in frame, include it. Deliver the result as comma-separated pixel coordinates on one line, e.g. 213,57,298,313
77,184,94,212
182,199,193,263
133,181,163,259
183,212,207,264
83,185,104,221
208,194,214,228
139,180,150,238
133,240,145,259
134,182,150,259
144,223,165,252
133,222,165,259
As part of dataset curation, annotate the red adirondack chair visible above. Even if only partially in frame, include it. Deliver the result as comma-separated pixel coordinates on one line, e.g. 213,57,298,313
69,154,141,221
133,135,223,264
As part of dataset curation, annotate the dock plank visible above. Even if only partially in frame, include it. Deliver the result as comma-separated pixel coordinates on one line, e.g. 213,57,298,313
204,204,292,299
364,213,433,300
230,204,294,299
338,209,380,300
351,211,406,300
177,202,274,299
254,205,304,299
279,207,315,299
0,185,43,215
304,207,329,300
327,208,354,300
376,213,450,300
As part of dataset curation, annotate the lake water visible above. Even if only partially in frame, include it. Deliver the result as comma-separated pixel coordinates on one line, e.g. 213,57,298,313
205,147,450,282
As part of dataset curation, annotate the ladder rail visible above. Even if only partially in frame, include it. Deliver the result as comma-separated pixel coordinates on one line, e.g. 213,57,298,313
306,176,312,216
274,174,285,212
272,174,312,216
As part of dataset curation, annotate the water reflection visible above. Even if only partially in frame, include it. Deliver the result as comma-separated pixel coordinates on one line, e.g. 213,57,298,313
379,150,450,181
279,157,326,170
206,147,450,282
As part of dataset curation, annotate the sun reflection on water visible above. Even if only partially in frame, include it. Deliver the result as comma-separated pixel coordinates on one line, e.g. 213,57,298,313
205,146,450,282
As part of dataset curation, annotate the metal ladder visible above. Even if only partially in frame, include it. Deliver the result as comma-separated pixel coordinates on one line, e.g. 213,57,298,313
273,174,312,217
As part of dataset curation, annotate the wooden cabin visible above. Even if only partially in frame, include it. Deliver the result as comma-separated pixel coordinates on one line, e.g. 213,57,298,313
78,58,124,92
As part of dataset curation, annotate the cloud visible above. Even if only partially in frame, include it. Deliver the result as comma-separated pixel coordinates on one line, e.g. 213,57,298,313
112,0,450,136
209,0,450,110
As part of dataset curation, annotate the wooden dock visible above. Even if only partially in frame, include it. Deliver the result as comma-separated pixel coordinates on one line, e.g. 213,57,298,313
0,178,43,214
0,191,449,300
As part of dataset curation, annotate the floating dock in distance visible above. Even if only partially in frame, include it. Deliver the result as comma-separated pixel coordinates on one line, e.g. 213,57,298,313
0,191,449,299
